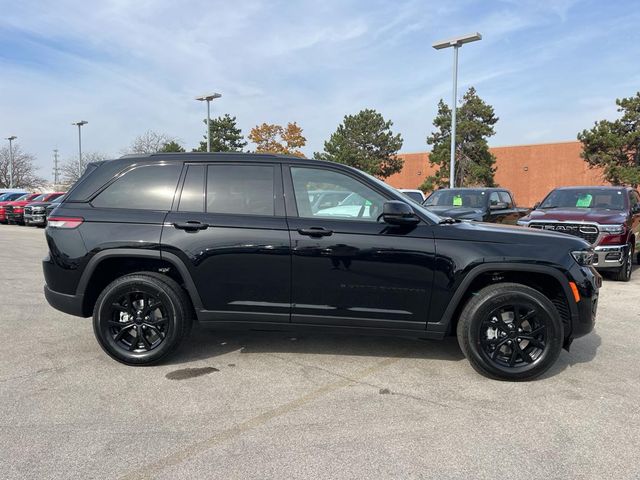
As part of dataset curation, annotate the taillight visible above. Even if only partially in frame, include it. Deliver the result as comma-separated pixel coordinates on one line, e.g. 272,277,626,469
47,217,84,229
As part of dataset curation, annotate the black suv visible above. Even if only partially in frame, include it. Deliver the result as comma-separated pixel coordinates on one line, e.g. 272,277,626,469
43,153,600,380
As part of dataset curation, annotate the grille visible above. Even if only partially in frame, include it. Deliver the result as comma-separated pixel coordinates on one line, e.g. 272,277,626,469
4,206,13,214
24,206,32,214
530,222,599,244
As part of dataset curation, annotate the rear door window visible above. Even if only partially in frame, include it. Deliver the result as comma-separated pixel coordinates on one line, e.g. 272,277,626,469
92,163,182,210
178,165,205,212
206,165,275,216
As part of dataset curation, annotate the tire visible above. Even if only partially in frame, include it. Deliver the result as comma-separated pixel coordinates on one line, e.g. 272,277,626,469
457,282,564,381
613,244,633,282
93,272,193,365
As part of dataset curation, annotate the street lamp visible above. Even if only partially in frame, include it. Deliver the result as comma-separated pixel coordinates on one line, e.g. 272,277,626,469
72,120,88,177
6,136,17,188
195,93,222,152
433,32,482,188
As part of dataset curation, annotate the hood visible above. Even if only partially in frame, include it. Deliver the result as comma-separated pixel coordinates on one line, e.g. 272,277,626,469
425,206,484,219
523,207,627,225
26,201,52,208
437,220,591,252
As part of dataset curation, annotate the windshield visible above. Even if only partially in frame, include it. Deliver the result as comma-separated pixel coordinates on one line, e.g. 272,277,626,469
13,194,29,201
30,194,47,202
539,189,626,210
424,190,486,208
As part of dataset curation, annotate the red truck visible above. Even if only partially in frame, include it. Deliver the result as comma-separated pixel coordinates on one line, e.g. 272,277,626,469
518,186,640,281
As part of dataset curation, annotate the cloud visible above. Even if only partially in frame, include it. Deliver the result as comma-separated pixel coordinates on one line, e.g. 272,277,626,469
0,0,638,179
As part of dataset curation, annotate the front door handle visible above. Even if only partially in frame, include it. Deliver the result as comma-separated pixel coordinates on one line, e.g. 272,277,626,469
174,221,208,231
298,227,333,237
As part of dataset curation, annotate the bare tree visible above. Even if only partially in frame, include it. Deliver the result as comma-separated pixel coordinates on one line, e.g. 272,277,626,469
0,143,47,190
60,151,108,188
123,131,177,155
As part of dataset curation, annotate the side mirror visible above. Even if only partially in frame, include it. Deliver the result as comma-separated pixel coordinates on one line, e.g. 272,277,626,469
382,201,420,226
490,202,508,210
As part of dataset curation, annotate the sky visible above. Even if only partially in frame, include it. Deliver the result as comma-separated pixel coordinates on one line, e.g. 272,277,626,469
1,0,639,180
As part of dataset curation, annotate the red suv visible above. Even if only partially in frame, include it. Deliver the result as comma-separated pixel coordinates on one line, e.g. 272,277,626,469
518,186,640,281
3,193,41,225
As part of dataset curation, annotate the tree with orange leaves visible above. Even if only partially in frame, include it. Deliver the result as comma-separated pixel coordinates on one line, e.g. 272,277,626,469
248,122,306,157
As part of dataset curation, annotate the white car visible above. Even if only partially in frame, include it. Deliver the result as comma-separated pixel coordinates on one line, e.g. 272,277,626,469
399,189,426,203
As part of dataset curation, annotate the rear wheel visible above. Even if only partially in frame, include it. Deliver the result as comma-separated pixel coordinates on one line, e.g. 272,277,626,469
613,244,633,282
93,273,193,365
457,283,564,381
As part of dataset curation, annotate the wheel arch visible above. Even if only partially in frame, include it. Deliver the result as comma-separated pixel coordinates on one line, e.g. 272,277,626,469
77,249,203,317
428,263,577,337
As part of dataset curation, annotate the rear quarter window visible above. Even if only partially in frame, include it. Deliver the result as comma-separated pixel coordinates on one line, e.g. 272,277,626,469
91,164,182,210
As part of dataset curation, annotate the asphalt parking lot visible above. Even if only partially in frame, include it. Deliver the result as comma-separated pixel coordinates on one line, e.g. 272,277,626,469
1,224,639,479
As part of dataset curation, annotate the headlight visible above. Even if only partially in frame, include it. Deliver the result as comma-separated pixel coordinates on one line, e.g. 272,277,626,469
600,224,625,234
571,250,595,266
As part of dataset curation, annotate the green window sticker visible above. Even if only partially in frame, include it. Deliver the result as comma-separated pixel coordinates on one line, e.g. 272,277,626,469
453,195,462,206
576,194,592,208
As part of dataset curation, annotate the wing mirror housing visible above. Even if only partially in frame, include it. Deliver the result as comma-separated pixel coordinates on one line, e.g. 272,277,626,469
382,201,420,226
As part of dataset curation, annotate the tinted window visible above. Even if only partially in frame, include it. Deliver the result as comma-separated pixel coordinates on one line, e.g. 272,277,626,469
402,191,424,203
291,167,386,221
489,192,500,206
92,164,181,210
207,165,275,216
178,165,205,212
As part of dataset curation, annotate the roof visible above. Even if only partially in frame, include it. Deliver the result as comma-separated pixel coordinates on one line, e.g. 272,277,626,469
119,152,314,162
552,185,633,191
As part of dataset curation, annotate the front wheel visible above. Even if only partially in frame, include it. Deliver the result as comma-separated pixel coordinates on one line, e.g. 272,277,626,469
93,273,193,365
457,283,564,381
613,244,633,282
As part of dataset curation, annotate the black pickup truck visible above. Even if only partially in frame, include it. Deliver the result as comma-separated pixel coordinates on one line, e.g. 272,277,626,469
423,188,529,224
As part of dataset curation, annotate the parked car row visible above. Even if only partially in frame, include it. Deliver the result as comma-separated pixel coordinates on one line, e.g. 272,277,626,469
0,191,65,227
418,186,640,281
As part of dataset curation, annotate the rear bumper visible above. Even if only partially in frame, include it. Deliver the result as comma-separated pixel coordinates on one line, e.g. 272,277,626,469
44,284,86,317
593,244,627,269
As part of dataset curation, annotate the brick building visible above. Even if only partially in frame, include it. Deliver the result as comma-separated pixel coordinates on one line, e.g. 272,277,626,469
386,140,607,207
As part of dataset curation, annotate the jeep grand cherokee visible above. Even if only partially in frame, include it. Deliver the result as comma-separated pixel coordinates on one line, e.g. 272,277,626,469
43,153,600,380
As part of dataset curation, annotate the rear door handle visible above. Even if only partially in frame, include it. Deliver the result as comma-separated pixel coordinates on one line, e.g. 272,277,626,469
174,221,208,231
297,227,333,237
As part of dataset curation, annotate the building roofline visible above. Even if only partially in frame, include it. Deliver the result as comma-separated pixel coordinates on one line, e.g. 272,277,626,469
398,139,581,155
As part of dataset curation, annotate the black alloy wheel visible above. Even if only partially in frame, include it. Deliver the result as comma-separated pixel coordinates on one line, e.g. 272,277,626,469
479,304,546,368
457,282,563,381
93,273,192,365
109,291,169,353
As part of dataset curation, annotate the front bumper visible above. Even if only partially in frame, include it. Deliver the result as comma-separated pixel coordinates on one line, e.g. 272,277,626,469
7,211,24,223
24,212,47,225
593,244,627,269
569,265,601,338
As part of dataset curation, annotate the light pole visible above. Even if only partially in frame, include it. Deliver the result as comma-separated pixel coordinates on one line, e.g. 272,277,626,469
72,120,88,177
195,93,222,152
433,32,482,188
6,136,17,188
